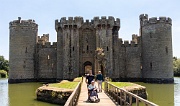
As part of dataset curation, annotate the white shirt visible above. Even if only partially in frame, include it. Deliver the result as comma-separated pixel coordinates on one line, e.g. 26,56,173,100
88,84,96,90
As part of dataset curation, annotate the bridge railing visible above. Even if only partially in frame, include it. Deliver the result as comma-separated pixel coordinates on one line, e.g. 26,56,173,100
64,77,83,106
104,81,158,106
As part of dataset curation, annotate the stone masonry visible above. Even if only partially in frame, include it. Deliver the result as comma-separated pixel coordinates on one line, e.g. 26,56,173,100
8,14,174,83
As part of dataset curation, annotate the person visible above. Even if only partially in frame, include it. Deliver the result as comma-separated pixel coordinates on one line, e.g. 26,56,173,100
85,70,95,101
96,71,104,92
88,80,98,100
85,70,95,87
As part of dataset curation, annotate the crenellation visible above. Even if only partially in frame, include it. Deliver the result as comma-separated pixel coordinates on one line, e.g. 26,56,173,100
107,16,115,27
159,17,166,22
139,14,148,21
141,16,172,26
101,16,107,24
37,41,57,48
60,17,67,25
149,17,158,24
52,42,57,47
85,19,89,23
115,18,120,27
68,17,73,24
9,17,38,29
130,41,135,46
38,34,49,44
124,40,130,47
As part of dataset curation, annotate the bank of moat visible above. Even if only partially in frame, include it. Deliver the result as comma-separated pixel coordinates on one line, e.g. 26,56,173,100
9,14,174,83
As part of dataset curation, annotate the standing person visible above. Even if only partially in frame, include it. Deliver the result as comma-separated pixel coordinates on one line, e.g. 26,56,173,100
85,70,95,101
85,70,95,87
96,71,104,92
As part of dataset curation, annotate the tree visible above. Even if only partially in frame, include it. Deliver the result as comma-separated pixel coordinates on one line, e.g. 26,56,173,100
0,56,9,73
173,57,180,76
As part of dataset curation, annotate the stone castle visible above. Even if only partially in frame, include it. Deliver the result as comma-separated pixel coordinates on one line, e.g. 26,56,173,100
9,14,174,83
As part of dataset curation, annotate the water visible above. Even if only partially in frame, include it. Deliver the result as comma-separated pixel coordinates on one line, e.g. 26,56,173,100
136,80,174,106
0,79,58,106
0,78,180,106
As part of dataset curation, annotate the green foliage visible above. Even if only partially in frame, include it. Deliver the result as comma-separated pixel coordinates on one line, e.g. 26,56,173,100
173,57,180,76
0,70,8,78
0,56,9,73
49,82,79,89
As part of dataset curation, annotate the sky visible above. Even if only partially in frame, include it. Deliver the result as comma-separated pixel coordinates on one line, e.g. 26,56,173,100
0,0,180,60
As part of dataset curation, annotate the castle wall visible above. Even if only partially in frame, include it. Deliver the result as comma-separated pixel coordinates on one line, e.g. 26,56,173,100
9,18,38,83
118,39,126,78
124,41,141,78
140,15,173,83
37,42,57,79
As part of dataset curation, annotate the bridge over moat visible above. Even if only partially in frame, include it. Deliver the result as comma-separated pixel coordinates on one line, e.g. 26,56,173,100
64,77,158,106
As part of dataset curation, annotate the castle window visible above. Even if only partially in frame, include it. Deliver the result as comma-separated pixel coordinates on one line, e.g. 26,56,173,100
47,55,50,60
107,46,109,51
87,45,89,51
73,46,74,51
150,62,152,70
149,32,152,38
25,47,27,53
166,46,168,54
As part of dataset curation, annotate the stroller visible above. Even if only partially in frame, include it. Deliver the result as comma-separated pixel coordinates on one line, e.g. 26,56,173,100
88,89,100,103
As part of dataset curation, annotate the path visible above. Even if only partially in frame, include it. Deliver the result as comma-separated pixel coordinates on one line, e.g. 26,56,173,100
77,78,116,106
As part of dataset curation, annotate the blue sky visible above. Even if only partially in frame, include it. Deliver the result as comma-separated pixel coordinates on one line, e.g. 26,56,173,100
0,0,180,59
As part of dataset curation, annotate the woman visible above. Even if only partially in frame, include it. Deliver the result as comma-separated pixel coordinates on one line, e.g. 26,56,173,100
96,71,104,92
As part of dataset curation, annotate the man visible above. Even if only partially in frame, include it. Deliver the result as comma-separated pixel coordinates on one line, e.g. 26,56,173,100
85,70,95,87
85,70,95,101
96,71,104,92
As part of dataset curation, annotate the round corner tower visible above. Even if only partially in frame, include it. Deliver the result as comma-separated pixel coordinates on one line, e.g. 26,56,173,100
9,17,38,83
140,14,174,83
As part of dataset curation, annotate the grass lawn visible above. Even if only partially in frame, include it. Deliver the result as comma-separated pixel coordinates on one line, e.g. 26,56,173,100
102,82,134,89
73,77,82,82
109,82,133,88
49,82,79,89
48,77,82,89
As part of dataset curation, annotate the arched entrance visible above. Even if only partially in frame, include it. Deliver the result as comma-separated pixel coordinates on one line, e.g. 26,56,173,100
83,61,94,75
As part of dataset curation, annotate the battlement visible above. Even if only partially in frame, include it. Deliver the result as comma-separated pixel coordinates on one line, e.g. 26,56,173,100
9,17,38,29
93,16,120,28
37,42,57,48
55,16,120,30
38,34,49,44
139,14,148,21
141,15,172,26
55,16,84,30
132,34,139,44
121,40,139,47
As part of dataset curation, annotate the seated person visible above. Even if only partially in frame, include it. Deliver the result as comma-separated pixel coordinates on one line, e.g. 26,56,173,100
88,80,98,99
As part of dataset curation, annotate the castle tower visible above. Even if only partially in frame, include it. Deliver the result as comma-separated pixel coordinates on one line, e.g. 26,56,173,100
55,17,83,80
93,16,120,78
9,17,38,83
140,14,174,83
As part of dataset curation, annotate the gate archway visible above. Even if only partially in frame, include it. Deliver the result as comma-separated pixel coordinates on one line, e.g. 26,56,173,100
83,61,94,75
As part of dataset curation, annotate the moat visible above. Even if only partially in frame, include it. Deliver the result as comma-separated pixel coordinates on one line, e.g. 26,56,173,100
0,77,180,106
